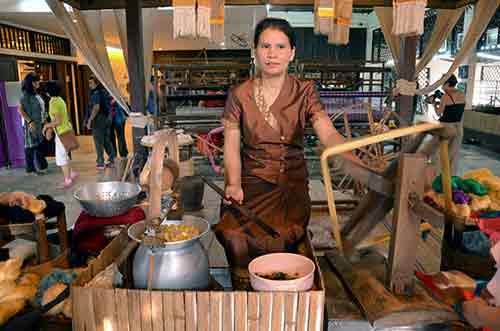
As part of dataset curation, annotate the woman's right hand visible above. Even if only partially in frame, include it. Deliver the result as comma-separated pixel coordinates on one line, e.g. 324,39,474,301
225,184,244,204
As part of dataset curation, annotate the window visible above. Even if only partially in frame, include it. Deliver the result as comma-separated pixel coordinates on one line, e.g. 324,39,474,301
438,39,447,53
486,28,499,48
457,33,464,50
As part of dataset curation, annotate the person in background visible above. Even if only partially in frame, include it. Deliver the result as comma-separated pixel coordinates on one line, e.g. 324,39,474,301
85,76,116,170
421,74,466,176
43,81,78,188
18,72,48,175
146,75,157,116
110,98,129,159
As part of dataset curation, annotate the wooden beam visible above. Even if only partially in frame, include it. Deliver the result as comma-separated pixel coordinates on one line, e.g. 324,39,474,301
65,0,476,9
341,160,394,197
397,36,418,125
387,154,425,296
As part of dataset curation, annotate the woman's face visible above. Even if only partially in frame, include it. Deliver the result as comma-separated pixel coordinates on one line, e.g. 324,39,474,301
32,80,40,90
255,28,295,78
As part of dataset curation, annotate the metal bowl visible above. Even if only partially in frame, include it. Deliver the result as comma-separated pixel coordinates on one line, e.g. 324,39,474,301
74,181,141,217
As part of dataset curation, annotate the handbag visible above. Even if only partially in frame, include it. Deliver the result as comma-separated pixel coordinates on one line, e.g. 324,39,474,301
57,129,79,152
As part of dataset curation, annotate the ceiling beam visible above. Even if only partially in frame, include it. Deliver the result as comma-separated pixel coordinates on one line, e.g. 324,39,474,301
64,0,477,9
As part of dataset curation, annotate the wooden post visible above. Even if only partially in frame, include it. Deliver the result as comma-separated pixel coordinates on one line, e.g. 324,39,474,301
126,0,147,156
397,36,418,125
387,154,425,295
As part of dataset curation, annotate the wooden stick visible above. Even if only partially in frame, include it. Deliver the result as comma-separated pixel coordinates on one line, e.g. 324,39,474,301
147,254,155,290
439,138,454,221
192,133,224,153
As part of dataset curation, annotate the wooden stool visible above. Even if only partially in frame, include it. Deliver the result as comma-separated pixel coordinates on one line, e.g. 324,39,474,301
0,209,69,264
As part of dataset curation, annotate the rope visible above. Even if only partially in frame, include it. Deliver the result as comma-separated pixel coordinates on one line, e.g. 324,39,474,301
394,79,418,96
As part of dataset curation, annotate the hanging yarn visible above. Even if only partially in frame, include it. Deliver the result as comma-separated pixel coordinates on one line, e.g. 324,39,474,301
210,0,224,43
197,0,211,39
328,0,353,45
173,0,197,38
392,0,427,36
315,0,333,35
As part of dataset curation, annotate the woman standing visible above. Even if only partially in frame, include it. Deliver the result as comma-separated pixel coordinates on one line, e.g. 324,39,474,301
18,72,48,174
43,81,78,188
214,18,356,269
422,74,466,175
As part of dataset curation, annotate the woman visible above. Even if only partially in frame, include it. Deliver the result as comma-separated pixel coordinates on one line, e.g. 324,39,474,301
43,81,78,188
18,73,48,174
214,18,355,269
422,74,466,176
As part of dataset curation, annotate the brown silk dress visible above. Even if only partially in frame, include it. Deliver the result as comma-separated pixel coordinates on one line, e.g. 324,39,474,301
214,75,329,267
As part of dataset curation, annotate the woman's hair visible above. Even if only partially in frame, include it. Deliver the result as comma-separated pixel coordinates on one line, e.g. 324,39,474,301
253,18,296,49
445,74,458,87
46,80,61,97
22,72,40,95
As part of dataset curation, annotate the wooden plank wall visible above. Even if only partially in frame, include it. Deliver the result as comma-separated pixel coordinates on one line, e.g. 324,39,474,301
72,288,325,331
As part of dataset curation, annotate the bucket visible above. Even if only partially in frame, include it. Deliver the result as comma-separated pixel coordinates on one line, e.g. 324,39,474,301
180,175,205,211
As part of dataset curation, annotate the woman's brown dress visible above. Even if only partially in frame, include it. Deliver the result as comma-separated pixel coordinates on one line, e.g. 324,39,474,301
214,75,329,267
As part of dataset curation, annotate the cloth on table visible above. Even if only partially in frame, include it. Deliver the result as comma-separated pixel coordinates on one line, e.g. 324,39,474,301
462,231,491,257
478,218,500,237
0,195,65,223
480,211,500,219
73,207,145,254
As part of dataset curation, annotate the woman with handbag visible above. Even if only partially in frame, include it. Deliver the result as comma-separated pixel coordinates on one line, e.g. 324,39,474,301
43,81,78,188
18,73,48,174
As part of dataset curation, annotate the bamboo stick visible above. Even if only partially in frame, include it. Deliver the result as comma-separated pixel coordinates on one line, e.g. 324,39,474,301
439,139,453,220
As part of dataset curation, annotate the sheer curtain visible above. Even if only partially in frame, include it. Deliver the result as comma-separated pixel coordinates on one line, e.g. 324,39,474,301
46,0,129,111
375,0,500,95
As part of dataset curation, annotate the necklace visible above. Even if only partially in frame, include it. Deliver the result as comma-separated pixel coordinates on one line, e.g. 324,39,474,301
254,76,279,131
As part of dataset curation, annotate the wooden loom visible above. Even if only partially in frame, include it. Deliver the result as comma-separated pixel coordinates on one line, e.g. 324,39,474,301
321,122,454,295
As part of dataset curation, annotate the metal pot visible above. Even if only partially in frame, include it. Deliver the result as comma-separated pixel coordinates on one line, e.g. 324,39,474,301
128,216,210,290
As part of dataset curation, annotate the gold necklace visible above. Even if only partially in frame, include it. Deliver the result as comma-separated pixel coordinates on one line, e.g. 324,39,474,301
256,77,272,122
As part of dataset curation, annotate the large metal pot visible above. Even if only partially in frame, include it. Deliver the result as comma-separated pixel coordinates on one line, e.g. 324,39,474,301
128,216,210,290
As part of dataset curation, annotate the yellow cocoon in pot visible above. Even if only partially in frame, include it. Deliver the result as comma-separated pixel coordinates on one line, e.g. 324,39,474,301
455,204,471,218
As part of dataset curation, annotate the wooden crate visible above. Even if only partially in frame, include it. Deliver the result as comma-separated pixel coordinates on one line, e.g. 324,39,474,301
72,230,325,331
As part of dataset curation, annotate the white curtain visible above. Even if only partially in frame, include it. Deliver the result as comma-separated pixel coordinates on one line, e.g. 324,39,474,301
417,0,500,95
374,7,401,73
45,0,129,112
415,8,465,75
375,0,500,95
113,8,156,92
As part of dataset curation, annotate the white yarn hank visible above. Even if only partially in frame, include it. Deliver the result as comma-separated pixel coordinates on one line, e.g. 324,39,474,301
394,79,417,96
197,6,211,39
174,7,197,39
392,0,427,36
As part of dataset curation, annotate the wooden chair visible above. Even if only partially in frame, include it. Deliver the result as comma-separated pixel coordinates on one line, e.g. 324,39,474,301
0,208,69,264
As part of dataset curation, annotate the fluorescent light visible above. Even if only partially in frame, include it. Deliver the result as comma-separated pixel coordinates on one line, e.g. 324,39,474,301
477,52,500,60
158,6,173,10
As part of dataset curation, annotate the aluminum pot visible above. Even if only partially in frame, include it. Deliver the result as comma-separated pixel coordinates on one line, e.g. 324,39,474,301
128,216,210,290
74,181,141,217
